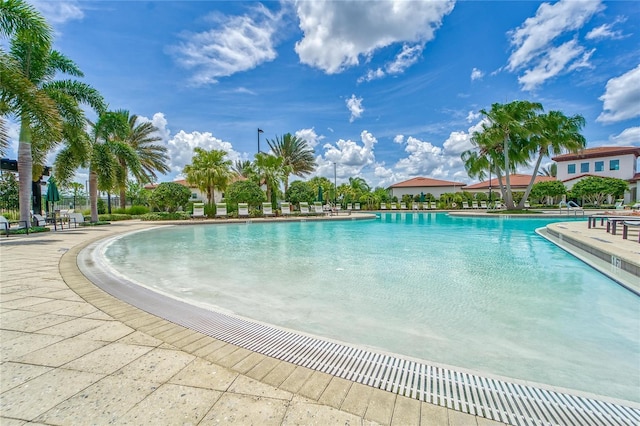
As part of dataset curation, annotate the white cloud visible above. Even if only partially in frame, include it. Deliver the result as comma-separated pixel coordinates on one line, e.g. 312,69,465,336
586,22,625,40
31,1,84,25
518,39,593,91
608,127,640,146
294,128,324,148
358,68,386,83
294,0,455,74
466,110,480,122
169,5,280,85
470,68,484,81
318,130,377,182
346,94,364,123
506,0,602,89
597,65,640,123
386,44,424,75
393,135,404,144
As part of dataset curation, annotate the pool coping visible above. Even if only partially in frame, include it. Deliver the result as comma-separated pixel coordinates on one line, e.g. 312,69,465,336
73,220,640,426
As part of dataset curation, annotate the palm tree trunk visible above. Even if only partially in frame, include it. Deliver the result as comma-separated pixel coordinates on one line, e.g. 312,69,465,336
119,188,126,210
89,171,99,222
519,153,544,209
502,133,514,209
18,119,33,224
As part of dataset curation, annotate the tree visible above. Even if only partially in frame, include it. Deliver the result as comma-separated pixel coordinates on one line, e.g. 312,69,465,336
518,110,585,208
474,101,543,209
232,159,255,179
55,111,141,222
113,111,169,209
538,163,557,177
0,0,57,156
253,152,288,206
183,148,232,204
530,180,566,205
0,172,19,210
308,176,333,204
267,133,315,192
225,180,266,207
8,26,105,223
149,182,190,212
285,180,315,205
571,177,628,206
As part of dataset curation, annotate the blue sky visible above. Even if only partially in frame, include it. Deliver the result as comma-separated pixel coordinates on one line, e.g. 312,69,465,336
6,0,640,188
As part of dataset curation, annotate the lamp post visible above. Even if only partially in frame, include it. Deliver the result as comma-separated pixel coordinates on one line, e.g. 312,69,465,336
333,162,337,206
257,128,264,153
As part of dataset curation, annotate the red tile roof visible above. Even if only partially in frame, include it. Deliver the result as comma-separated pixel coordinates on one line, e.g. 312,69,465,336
464,174,555,190
388,176,466,188
552,146,640,162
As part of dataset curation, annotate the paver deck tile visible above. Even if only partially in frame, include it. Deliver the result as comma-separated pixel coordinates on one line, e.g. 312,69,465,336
199,393,289,426
217,346,253,368
279,365,315,394
228,374,294,400
261,360,297,388
35,317,104,337
364,388,397,425
282,396,365,425
77,320,135,342
1,333,65,360
341,382,375,417
229,350,267,374
420,401,449,425
63,342,154,374
318,376,353,409
297,370,333,401
391,394,421,426
168,357,238,391
0,362,53,393
245,356,281,381
115,347,195,383
14,337,106,367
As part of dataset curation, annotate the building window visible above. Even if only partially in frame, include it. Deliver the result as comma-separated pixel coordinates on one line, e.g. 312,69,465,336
191,193,197,199
610,159,620,171
595,161,604,172
580,162,589,173
568,164,576,174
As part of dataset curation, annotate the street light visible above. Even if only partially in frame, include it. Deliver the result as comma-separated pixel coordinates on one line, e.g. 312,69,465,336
257,128,264,153
333,162,337,206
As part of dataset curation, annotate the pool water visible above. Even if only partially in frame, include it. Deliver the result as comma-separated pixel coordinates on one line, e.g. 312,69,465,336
103,213,640,402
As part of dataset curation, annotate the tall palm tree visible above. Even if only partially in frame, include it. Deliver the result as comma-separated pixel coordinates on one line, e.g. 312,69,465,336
232,159,255,179
111,110,169,209
267,133,315,192
183,148,232,205
8,27,105,223
518,110,585,208
474,101,542,209
55,111,142,222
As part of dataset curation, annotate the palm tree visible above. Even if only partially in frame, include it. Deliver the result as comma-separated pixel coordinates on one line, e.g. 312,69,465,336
8,27,105,223
111,110,169,209
253,153,289,205
472,101,542,209
183,148,232,205
232,159,255,179
538,163,557,177
518,110,585,208
55,111,142,222
266,133,315,192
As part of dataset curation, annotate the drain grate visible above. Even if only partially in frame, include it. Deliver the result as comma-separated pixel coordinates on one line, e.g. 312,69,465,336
79,240,639,426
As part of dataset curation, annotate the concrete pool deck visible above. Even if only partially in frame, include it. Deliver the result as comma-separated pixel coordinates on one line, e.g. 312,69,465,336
1,215,637,425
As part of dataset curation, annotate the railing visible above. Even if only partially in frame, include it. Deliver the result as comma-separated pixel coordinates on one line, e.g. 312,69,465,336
558,201,585,217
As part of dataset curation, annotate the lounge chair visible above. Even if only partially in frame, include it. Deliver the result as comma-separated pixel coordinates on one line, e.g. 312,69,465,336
380,203,387,210
262,202,274,217
32,214,47,227
215,203,227,218
391,203,397,210
0,215,29,237
493,201,504,209
615,199,624,210
430,202,437,210
422,202,429,210
68,213,85,228
191,202,206,219
462,201,470,209
313,201,324,215
347,203,353,212
523,201,531,209
354,203,361,210
400,203,407,210
281,203,291,216
299,202,311,215
480,201,487,209
472,201,479,209
238,203,249,218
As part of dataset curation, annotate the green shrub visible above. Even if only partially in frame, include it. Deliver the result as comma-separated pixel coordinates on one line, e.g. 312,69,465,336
98,214,132,221
97,198,106,214
127,205,150,215
149,182,191,212
139,212,191,221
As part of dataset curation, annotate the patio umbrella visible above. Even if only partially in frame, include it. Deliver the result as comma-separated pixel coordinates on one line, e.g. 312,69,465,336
46,177,61,212
318,185,323,202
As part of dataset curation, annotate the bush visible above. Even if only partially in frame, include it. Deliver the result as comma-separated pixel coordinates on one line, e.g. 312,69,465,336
149,182,191,212
127,205,150,215
225,181,266,207
285,181,315,205
139,212,191,221
98,214,132,221
97,198,106,214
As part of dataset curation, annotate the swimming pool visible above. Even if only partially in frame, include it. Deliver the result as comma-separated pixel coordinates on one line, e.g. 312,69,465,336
101,213,639,403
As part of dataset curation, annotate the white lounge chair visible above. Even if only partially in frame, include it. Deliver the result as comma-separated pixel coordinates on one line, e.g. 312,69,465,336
32,214,47,227
400,202,406,210
462,201,470,209
262,202,274,217
391,203,397,210
68,212,85,228
354,203,361,210
0,215,29,236
480,201,487,209
380,203,387,210
238,202,249,218
215,203,227,218
523,201,531,209
430,202,437,209
615,199,624,210
347,203,353,211
299,202,311,214
281,203,291,216
313,202,324,214
191,202,206,219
